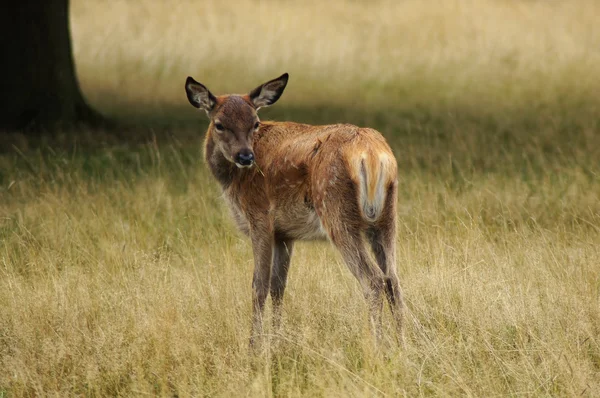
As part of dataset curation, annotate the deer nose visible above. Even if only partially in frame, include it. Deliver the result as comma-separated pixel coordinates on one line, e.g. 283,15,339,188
235,150,254,166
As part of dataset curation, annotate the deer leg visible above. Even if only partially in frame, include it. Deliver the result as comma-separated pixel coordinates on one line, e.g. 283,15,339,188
270,238,294,332
249,227,274,349
366,183,403,341
367,224,403,341
329,225,386,344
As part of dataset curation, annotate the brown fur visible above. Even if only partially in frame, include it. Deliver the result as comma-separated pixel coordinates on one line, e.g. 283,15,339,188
186,74,403,347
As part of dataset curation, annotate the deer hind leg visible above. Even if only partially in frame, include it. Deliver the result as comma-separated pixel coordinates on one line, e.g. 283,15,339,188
366,186,403,341
270,238,294,332
326,222,386,344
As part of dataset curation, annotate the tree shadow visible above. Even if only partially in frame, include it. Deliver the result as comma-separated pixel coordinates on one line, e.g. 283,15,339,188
2,91,598,184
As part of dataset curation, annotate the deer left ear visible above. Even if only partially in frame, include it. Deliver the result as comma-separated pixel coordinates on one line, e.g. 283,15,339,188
185,76,217,114
248,73,289,109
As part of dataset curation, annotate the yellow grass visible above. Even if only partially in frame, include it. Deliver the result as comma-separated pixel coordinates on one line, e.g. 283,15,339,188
1,0,600,396
71,0,600,117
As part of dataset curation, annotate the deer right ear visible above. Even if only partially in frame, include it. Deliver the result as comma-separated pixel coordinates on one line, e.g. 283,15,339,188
248,73,289,110
185,77,217,114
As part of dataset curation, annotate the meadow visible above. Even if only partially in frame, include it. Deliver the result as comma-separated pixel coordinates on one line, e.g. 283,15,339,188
1,0,600,396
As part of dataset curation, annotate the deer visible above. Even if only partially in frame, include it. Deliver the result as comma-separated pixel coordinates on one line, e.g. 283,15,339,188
185,73,403,347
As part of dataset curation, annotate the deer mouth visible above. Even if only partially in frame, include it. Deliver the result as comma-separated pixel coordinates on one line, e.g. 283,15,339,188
234,161,254,169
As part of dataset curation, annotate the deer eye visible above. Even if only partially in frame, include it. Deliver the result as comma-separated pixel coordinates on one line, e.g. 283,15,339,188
214,122,224,132
254,121,260,130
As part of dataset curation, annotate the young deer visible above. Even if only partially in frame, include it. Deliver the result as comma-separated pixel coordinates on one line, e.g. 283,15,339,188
185,73,403,346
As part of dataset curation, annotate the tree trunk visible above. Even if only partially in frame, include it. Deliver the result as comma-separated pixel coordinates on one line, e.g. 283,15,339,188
0,0,104,131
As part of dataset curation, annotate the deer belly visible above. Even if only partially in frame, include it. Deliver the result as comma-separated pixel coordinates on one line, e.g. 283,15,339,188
276,206,327,241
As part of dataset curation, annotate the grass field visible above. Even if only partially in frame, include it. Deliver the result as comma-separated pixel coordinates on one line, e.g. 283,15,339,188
1,0,600,396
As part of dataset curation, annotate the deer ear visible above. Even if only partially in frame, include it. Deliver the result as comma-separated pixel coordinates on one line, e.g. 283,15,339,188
185,76,217,114
248,73,289,109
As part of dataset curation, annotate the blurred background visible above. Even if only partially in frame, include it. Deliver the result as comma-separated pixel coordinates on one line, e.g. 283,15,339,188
72,0,600,123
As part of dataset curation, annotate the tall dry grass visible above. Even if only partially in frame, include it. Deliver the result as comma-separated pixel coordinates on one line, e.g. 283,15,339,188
2,138,598,396
1,0,600,396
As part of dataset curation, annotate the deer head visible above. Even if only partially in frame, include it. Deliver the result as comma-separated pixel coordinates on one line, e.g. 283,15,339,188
185,73,289,168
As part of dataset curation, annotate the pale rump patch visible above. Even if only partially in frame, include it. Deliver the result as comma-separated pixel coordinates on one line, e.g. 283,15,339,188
353,148,395,222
